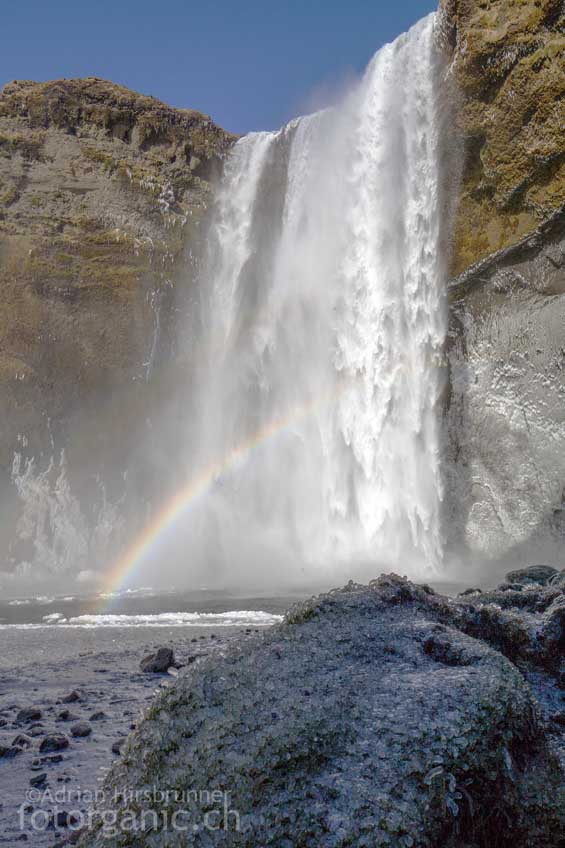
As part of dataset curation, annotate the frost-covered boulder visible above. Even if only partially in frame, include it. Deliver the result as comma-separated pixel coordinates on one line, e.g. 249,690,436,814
505,566,559,587
79,576,563,848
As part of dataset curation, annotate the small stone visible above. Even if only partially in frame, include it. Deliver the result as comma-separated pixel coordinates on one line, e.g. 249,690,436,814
30,772,47,787
550,712,565,727
89,711,108,721
70,722,92,738
41,753,64,764
40,734,69,753
111,738,125,755
50,810,78,828
16,707,42,724
28,725,45,737
140,646,174,673
56,709,79,722
0,744,21,758
12,733,33,749
61,690,81,704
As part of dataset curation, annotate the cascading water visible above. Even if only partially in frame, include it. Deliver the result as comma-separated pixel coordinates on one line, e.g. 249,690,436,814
2,14,448,594
185,13,447,587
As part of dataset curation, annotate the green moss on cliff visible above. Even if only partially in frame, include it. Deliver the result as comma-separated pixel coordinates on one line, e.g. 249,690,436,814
442,0,565,274
0,129,46,160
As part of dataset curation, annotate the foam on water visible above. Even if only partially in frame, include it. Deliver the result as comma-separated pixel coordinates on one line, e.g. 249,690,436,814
0,610,283,629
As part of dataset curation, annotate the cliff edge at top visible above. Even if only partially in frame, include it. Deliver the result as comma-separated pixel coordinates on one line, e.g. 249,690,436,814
441,0,564,275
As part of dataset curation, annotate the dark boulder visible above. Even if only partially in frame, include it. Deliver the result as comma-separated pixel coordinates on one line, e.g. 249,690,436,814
139,646,174,673
0,744,22,759
39,734,69,754
16,707,42,724
111,738,125,755
61,690,82,704
70,722,92,738
12,733,33,749
89,711,108,722
57,709,79,722
50,810,79,828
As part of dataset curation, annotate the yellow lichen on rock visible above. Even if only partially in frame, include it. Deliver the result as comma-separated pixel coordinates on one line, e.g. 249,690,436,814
441,0,565,275
0,77,235,474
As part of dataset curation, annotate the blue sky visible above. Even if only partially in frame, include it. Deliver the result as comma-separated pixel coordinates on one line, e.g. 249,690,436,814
1,0,436,134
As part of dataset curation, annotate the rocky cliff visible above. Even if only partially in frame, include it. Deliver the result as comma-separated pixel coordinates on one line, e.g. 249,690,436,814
441,0,565,571
0,1,563,581
441,0,564,275
0,78,234,570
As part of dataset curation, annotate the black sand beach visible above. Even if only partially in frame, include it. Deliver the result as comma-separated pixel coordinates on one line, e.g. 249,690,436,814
0,593,288,846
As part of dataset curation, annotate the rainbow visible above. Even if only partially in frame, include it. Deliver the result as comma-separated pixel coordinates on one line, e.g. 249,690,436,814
102,390,341,599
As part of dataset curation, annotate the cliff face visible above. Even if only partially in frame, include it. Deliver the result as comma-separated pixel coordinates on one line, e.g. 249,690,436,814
445,210,565,568
442,0,565,570
441,0,564,275
0,78,234,478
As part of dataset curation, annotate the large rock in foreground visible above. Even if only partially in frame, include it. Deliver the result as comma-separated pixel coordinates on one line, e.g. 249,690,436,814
79,576,563,847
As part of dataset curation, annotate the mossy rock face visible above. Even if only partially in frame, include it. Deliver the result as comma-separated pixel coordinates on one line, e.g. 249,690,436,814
440,0,565,275
0,78,235,539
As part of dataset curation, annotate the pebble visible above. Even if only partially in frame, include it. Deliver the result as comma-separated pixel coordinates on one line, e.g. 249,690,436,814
61,690,82,704
0,744,21,759
89,711,108,721
56,709,79,722
16,707,42,724
12,733,33,749
70,722,92,738
111,738,125,755
39,734,69,754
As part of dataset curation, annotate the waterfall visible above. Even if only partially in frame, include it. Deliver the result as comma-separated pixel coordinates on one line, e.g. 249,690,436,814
188,14,447,586
2,14,447,595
